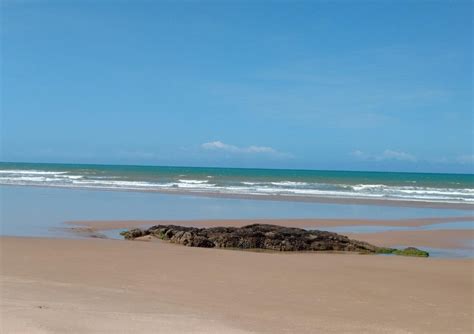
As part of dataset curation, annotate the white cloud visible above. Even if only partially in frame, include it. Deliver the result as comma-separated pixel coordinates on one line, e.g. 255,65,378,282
202,141,239,152
351,149,417,162
245,145,277,153
350,150,366,158
202,141,288,157
377,149,417,162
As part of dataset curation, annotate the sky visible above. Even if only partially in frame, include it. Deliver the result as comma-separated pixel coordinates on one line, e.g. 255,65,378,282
1,0,472,173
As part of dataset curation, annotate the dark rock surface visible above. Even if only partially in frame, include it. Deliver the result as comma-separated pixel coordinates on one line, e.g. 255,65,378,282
120,224,383,253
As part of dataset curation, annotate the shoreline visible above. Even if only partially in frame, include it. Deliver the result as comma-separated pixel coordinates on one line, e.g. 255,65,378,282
1,236,472,333
2,183,473,210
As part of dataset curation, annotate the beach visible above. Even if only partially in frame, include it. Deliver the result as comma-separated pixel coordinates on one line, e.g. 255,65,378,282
3,0,473,332
1,172,473,333
1,236,472,333
1,163,473,209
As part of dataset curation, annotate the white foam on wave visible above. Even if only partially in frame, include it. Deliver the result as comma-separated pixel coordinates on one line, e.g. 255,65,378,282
352,184,387,191
72,179,171,188
56,175,83,180
388,193,474,202
71,179,218,191
392,188,474,196
350,184,474,200
270,181,309,186
213,183,474,202
250,186,385,198
0,170,472,204
241,181,310,187
176,182,217,189
0,174,83,182
0,169,68,175
0,176,49,182
178,179,209,184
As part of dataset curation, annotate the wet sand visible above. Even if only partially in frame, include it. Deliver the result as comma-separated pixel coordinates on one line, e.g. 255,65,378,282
346,229,474,249
1,236,473,333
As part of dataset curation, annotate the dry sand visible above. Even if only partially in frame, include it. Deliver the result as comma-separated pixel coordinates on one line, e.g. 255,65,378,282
1,236,473,333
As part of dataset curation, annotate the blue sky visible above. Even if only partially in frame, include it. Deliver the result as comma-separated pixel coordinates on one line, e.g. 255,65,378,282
1,0,472,173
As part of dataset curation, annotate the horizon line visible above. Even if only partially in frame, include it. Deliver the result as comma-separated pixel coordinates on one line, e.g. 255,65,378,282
1,160,473,176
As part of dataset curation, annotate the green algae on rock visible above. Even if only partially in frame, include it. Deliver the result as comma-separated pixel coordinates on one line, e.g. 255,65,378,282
376,246,429,257
392,247,430,257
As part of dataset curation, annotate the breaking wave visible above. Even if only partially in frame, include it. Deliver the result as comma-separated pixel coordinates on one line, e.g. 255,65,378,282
0,168,473,204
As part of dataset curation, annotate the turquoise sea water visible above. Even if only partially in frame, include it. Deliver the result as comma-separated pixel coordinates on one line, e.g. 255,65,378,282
1,162,473,204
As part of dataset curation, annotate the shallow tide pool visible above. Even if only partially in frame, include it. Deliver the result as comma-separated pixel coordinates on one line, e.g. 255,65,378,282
2,185,473,238
312,221,474,234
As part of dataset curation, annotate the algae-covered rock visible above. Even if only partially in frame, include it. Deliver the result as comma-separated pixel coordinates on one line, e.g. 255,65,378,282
119,224,430,257
375,247,398,254
375,246,429,257
120,228,145,240
120,224,381,253
392,247,429,257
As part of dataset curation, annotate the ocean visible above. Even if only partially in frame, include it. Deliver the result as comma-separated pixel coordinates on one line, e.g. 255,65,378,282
0,162,473,205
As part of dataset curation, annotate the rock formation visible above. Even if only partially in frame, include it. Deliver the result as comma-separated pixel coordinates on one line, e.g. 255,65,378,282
121,224,429,256
121,224,383,253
